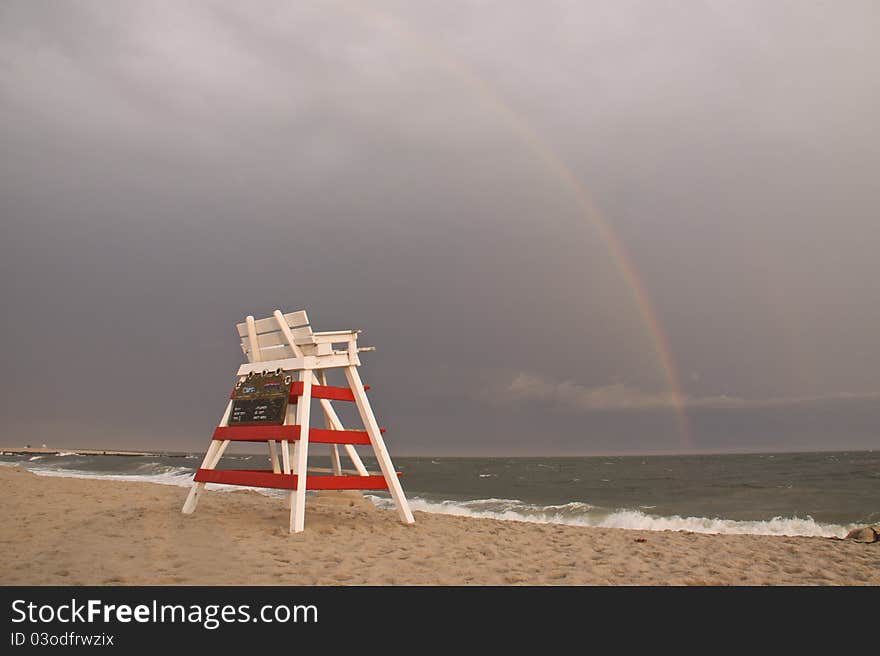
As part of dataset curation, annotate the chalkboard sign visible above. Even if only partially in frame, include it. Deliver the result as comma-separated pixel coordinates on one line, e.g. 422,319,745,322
229,370,292,426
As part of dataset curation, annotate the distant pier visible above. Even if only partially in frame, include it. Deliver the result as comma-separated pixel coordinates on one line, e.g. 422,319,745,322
0,447,155,457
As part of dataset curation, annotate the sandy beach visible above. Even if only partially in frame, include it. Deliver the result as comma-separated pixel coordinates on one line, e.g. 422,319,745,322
1,466,877,586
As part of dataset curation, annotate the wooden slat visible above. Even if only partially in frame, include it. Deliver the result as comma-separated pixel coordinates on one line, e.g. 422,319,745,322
241,330,357,354
243,327,316,347
244,342,296,361
345,364,415,524
240,341,331,362
193,469,394,490
212,425,378,445
240,329,316,362
313,330,360,338
310,330,360,344
236,353,355,376
236,310,309,337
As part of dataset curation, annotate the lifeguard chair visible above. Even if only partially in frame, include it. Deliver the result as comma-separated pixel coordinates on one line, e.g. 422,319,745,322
181,309,415,533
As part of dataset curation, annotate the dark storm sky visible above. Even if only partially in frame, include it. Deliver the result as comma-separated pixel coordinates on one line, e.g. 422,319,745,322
2,1,879,455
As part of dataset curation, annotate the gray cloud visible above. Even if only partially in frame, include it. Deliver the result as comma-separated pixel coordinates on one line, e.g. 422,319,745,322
492,371,880,413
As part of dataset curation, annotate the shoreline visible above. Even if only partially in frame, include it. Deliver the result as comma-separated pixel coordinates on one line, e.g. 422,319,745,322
1,466,877,585
2,459,860,538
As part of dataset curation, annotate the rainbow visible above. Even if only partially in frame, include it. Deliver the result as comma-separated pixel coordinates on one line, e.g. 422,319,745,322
332,1,693,448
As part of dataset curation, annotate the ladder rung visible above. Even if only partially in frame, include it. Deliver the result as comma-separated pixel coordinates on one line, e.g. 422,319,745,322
212,425,384,445
193,468,395,490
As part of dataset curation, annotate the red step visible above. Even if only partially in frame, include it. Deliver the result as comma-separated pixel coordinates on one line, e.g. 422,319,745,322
193,468,394,490
212,425,384,445
290,382,365,402
229,384,370,402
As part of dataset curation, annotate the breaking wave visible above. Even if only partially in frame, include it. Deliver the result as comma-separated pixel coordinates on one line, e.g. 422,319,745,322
24,464,196,488
365,495,854,538
12,460,285,498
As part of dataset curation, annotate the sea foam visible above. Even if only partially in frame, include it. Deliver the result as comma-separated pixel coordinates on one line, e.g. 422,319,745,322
365,495,855,538
25,465,196,488
22,463,287,498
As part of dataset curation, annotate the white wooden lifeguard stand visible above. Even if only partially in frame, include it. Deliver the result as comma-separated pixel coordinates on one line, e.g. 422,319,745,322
181,309,415,533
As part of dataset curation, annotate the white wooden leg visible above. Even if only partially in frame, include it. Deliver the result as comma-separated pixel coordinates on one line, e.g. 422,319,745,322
343,444,369,476
288,442,299,505
182,440,219,514
281,439,292,508
182,397,235,514
287,397,301,508
268,440,280,474
344,366,414,524
207,440,230,469
182,485,203,514
198,440,222,471
182,439,230,513
329,445,342,476
182,484,204,514
274,308,303,512
281,440,291,473
317,372,344,476
290,369,313,533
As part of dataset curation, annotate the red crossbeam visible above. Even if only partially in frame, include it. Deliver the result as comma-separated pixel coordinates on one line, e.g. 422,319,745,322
212,425,384,445
229,384,370,402
193,468,393,490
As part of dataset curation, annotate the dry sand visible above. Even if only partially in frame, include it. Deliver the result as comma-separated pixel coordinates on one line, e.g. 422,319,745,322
1,466,877,586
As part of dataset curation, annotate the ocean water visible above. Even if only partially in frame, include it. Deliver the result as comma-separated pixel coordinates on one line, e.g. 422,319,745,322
1,450,877,538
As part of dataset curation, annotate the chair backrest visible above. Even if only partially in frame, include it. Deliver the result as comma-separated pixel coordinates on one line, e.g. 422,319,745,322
236,310,316,363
